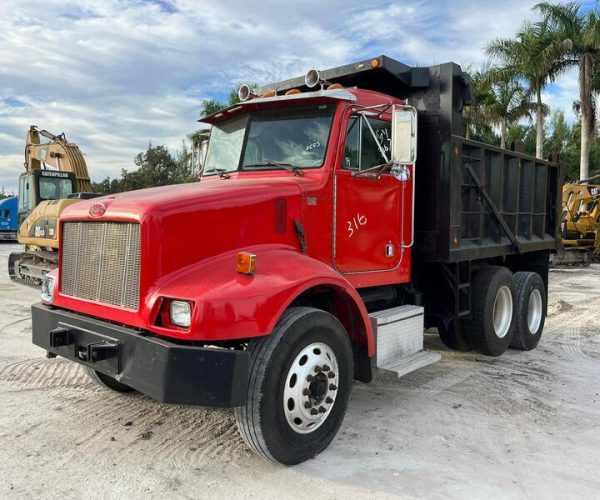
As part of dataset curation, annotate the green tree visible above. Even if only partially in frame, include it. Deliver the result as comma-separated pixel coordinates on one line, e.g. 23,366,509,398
200,98,226,117
487,20,571,159
535,2,600,179
482,77,535,149
545,109,571,155
92,143,197,194
198,82,256,118
463,65,495,140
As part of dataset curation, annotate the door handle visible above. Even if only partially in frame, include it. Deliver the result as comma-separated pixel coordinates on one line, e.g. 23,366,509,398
385,242,395,257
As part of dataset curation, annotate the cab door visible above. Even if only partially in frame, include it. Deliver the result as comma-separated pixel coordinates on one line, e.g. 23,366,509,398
334,114,402,274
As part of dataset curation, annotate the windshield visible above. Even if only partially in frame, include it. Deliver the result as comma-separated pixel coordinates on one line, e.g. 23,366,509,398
203,104,334,175
39,177,74,200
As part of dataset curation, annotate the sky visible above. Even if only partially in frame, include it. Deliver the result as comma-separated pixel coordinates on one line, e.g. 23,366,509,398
0,0,593,194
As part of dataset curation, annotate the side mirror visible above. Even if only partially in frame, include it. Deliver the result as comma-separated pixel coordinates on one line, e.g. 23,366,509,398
391,105,417,165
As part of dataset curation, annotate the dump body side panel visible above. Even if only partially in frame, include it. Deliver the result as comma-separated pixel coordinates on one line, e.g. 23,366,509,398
409,63,560,263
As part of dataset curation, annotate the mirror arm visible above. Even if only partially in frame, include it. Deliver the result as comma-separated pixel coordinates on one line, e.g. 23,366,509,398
351,163,390,178
360,114,390,164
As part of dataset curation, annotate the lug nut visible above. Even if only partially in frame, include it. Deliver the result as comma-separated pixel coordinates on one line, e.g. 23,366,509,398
328,372,335,379
310,408,319,416
304,401,311,409
318,406,327,413
329,383,337,391
322,365,330,372
306,374,314,382
314,365,322,373
325,397,333,404
302,388,311,396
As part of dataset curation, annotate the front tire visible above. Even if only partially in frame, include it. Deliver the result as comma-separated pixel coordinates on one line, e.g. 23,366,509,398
85,367,135,393
465,266,516,356
234,307,353,465
510,272,546,350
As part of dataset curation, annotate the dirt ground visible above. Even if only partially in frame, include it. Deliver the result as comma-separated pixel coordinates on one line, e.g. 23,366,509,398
1,241,599,499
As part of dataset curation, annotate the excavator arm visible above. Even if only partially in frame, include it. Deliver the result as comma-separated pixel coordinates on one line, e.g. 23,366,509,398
25,125,93,193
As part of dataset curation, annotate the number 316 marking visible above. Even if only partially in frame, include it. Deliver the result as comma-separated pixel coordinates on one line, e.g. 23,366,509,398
347,213,367,237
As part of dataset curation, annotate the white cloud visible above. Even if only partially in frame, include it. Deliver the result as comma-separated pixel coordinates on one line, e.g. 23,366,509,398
0,0,585,192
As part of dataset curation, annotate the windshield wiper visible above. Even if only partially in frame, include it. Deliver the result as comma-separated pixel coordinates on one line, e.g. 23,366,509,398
244,160,303,176
205,167,231,179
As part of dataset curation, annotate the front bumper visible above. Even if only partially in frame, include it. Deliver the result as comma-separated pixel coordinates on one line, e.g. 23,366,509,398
31,303,250,407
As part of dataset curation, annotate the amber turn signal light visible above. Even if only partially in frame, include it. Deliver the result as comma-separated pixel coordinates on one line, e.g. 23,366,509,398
370,58,380,68
236,252,256,274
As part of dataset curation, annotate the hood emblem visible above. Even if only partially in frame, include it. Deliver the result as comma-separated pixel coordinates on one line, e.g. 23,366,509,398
89,202,106,217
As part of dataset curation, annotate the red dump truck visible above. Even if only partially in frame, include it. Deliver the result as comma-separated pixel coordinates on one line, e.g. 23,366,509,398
32,56,561,465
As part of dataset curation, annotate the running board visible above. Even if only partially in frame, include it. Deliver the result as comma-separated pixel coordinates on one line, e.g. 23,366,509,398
370,305,441,378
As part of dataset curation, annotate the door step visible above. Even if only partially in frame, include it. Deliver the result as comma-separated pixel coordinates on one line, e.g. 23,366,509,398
369,305,441,378
377,351,441,378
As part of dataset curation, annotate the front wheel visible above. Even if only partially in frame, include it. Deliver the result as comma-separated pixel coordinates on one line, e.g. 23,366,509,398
84,366,136,393
234,307,353,465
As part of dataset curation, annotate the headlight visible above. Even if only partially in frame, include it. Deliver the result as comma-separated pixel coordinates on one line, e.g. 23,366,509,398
41,275,56,303
170,300,192,328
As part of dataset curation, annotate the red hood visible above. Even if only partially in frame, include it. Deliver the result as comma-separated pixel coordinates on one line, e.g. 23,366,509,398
62,177,302,223
60,176,305,288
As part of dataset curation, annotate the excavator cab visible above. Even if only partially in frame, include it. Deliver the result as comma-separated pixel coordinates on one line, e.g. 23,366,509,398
17,170,77,225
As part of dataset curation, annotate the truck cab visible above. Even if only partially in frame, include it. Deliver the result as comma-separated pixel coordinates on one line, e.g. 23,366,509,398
201,87,415,289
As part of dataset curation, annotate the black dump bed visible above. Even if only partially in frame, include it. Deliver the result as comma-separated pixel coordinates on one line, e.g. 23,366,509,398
257,55,561,263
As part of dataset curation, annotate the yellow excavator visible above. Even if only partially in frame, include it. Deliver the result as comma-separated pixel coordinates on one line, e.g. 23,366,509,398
8,126,100,287
552,177,600,266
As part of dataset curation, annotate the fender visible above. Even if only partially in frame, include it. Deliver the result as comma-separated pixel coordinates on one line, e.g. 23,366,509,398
148,244,374,355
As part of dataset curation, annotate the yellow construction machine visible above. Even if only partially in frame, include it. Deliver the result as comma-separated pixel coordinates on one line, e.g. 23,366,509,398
8,126,100,287
552,178,600,266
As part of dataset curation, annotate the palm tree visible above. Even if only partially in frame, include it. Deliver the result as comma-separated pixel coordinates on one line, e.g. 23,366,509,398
483,77,535,149
535,2,600,180
463,65,494,140
486,21,571,159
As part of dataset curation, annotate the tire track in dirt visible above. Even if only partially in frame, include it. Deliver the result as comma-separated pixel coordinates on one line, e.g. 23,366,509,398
544,295,600,368
0,357,91,391
48,385,252,463
0,353,252,463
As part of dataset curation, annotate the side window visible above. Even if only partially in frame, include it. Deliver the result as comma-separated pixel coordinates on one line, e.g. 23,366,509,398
342,116,391,171
19,177,31,212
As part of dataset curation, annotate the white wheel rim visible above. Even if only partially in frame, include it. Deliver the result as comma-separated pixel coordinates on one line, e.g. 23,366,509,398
493,285,513,339
527,289,543,334
283,342,339,435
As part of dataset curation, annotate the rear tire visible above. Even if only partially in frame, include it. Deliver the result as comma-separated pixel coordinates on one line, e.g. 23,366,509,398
85,367,135,393
438,319,471,352
234,307,353,465
510,272,546,350
465,266,516,356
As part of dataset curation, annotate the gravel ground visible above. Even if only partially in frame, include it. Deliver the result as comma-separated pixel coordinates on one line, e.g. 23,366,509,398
1,240,599,499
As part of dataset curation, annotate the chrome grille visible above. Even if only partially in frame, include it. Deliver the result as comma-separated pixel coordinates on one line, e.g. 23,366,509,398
61,222,141,310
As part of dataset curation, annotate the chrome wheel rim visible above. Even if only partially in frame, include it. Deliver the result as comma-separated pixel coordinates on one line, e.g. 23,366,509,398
527,289,543,334
493,285,513,338
283,342,339,434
